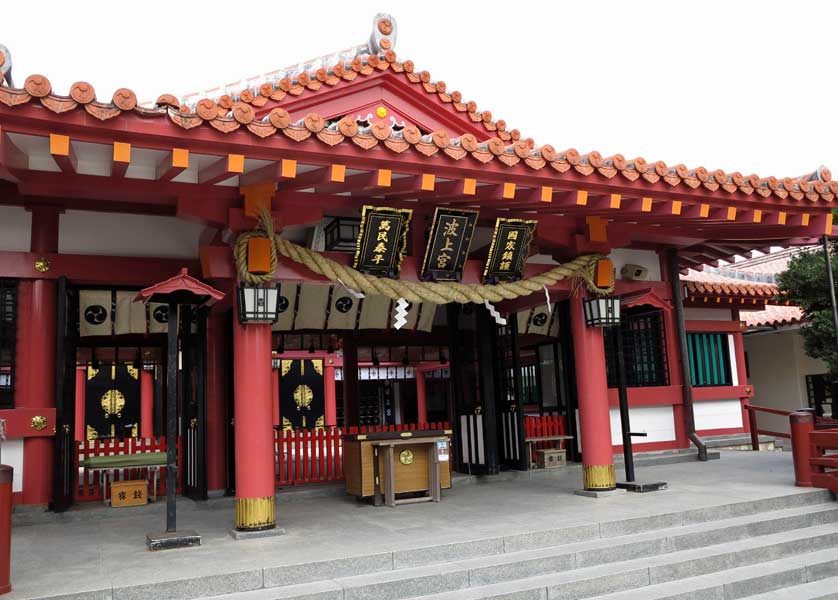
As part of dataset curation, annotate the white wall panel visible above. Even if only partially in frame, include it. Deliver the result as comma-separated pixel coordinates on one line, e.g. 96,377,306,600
0,206,31,252
609,406,676,445
728,334,739,386
694,399,743,431
576,405,676,450
59,211,206,258
609,249,661,281
2,438,24,492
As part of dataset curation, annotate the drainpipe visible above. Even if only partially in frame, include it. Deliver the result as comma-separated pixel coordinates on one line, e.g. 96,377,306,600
667,249,709,461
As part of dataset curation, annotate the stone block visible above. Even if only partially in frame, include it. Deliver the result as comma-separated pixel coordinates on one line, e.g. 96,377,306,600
546,568,649,599
263,553,393,588
112,569,262,600
468,552,575,586
502,523,600,553
392,537,504,569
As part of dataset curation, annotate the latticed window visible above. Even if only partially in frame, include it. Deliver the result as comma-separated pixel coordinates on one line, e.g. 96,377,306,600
604,307,670,388
0,279,17,409
686,332,732,387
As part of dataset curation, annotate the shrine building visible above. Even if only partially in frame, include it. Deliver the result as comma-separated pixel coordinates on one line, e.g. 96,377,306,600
0,14,833,532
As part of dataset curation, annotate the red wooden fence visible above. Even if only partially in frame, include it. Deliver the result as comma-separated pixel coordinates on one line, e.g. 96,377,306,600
524,415,568,464
274,422,450,487
75,436,182,502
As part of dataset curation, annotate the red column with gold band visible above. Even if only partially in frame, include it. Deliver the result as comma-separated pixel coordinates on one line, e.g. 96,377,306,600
570,293,616,491
21,207,59,505
232,306,276,531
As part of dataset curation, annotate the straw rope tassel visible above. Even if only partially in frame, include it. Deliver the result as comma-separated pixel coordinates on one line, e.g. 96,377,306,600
234,209,613,304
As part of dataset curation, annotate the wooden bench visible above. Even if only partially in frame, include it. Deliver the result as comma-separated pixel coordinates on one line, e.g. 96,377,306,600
524,435,574,470
83,452,167,505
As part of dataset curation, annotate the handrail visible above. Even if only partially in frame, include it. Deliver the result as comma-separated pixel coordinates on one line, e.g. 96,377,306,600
744,404,792,418
745,404,837,450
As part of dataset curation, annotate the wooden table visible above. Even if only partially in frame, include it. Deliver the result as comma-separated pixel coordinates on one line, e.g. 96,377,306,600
524,435,574,470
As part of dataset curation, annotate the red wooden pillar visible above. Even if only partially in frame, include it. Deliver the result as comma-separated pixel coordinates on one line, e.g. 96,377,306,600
205,310,227,493
140,370,154,440
21,207,59,505
416,370,428,425
74,367,85,442
570,294,616,491
324,361,336,427
790,411,815,487
232,309,276,531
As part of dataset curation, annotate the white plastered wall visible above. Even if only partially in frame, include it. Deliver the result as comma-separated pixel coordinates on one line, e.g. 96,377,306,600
575,405,677,452
694,399,743,431
1,439,24,492
609,249,661,281
0,206,31,252
59,211,207,259
744,328,828,434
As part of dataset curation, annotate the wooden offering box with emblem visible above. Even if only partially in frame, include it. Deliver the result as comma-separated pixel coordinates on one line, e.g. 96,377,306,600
343,429,452,507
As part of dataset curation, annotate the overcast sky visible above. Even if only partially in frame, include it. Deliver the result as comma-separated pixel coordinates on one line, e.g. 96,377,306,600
3,1,835,179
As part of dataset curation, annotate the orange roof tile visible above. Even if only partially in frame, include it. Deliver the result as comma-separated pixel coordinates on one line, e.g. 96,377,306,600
742,304,804,328
0,14,834,205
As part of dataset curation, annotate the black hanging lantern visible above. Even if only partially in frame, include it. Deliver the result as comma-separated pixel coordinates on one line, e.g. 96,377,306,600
237,284,281,324
582,296,621,328
324,216,362,252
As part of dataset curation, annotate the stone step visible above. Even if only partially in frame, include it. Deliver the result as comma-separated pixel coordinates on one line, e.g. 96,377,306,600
740,575,838,599
586,548,838,599
200,510,838,600
397,532,838,600
39,490,834,600
613,448,722,466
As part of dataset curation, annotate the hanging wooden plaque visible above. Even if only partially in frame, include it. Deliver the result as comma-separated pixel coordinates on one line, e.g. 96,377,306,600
483,218,537,283
420,207,478,281
353,206,413,278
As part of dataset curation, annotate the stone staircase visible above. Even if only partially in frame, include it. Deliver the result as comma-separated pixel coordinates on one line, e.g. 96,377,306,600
154,490,838,600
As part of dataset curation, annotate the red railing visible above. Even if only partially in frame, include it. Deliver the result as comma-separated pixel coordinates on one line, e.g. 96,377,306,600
809,428,838,493
75,436,182,502
745,404,838,451
524,415,568,465
274,422,450,487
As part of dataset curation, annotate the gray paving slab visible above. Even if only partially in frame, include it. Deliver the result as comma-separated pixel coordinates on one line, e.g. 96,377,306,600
4,451,835,600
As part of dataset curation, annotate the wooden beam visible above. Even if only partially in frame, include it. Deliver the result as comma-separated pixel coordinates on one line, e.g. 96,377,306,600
14,171,237,206
198,154,245,185
315,168,400,195
111,142,131,178
0,250,200,285
155,148,189,181
238,158,300,187
49,134,77,173
0,128,27,182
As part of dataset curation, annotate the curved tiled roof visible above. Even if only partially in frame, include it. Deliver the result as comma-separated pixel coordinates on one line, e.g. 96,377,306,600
0,14,835,204
742,304,804,329
682,271,780,300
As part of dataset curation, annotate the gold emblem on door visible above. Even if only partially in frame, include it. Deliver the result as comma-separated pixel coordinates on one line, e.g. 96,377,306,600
399,449,415,465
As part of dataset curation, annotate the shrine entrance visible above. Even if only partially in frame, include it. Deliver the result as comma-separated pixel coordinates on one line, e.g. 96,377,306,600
51,280,211,509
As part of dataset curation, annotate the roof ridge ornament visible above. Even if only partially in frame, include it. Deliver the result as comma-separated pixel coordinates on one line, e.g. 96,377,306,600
369,13,397,54
0,43,12,87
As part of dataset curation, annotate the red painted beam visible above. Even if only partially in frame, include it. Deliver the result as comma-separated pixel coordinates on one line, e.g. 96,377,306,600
48,133,77,173
12,170,237,205
155,148,189,181
111,142,131,178
0,250,200,284
198,153,245,185
0,127,26,183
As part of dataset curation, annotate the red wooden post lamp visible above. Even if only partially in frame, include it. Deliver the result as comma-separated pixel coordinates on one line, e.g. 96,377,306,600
135,269,224,550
